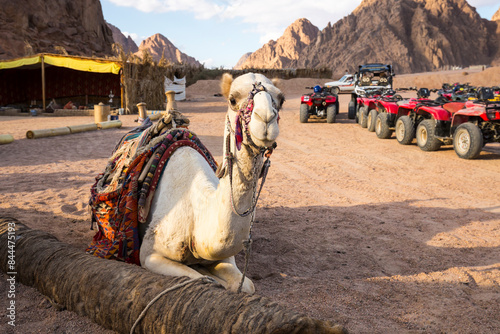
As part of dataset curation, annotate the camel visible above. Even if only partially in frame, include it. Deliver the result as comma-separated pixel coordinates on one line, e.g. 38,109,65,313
140,73,285,294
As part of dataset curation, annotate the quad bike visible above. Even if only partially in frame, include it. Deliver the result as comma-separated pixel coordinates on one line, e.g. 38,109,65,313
358,89,397,131
399,88,500,159
300,85,339,123
451,88,500,159
348,63,395,120
436,83,453,103
375,87,434,139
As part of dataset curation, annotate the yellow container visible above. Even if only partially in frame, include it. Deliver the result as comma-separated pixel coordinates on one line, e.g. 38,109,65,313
94,103,110,123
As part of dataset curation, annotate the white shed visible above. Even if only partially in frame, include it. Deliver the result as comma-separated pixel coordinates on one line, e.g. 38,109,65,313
164,76,186,101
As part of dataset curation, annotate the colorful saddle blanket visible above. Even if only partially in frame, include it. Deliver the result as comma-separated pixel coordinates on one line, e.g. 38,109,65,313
86,115,218,265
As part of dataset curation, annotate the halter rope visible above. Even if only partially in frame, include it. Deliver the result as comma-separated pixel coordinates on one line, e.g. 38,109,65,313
219,82,278,293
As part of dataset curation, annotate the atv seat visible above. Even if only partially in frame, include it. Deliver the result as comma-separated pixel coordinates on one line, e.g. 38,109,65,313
442,102,466,114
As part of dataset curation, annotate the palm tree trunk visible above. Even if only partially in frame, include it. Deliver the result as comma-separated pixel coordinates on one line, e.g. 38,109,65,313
0,217,346,334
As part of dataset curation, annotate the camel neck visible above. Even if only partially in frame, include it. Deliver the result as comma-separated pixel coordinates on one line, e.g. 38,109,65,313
219,124,264,217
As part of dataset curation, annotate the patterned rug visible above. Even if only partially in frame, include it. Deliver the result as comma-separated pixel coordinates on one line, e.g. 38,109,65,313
86,113,218,264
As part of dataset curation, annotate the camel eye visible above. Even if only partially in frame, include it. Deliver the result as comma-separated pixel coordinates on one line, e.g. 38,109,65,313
229,97,236,105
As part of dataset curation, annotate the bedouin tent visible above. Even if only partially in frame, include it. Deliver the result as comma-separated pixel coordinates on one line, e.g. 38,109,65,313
0,54,123,110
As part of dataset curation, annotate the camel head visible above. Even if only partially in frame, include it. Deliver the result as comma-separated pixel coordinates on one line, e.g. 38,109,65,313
221,73,285,152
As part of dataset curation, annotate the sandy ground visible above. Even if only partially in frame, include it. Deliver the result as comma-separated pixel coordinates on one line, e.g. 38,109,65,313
1,70,500,333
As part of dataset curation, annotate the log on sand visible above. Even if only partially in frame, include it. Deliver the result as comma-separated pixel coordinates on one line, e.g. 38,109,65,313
97,120,122,129
0,134,14,144
0,218,347,334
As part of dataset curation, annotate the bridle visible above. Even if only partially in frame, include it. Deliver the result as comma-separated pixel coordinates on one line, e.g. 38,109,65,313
218,82,281,292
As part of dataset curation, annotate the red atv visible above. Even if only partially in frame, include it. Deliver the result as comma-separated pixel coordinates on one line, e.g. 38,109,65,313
451,88,500,159
375,88,433,139
399,88,500,159
356,88,395,130
300,85,339,123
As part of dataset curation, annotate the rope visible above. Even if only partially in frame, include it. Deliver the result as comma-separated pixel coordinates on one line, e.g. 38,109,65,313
130,276,216,334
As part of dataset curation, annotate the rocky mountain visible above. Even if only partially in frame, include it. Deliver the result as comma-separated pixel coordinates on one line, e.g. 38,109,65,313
236,18,319,69
294,0,499,75
107,22,138,54
0,0,113,59
239,0,500,75
135,33,200,66
493,6,500,21
234,52,252,70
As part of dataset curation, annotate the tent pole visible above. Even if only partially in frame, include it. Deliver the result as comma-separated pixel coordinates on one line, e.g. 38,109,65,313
41,55,46,110
120,69,124,109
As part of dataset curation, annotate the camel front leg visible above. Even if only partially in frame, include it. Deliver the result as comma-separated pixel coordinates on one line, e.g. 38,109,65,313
205,256,255,294
142,252,204,279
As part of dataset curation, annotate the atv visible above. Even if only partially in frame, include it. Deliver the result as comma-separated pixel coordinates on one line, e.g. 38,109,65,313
300,85,339,123
348,63,395,120
375,87,433,140
451,88,500,159
357,88,396,130
398,87,500,159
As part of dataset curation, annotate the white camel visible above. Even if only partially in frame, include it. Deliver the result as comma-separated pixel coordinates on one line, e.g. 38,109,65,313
140,73,284,294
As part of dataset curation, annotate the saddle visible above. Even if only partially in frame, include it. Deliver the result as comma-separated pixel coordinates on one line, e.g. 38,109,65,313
86,112,218,264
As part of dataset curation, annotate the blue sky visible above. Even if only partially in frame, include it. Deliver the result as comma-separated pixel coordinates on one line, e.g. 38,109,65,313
101,0,499,69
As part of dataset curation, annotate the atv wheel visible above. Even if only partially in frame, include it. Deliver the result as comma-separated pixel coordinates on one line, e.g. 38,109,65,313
367,109,377,132
326,104,337,123
300,104,309,123
453,123,483,159
375,113,393,139
360,107,368,128
348,101,356,119
395,116,415,145
355,104,360,123
416,119,442,151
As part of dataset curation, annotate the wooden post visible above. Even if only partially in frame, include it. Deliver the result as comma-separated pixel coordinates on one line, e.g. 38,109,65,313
120,69,124,109
41,55,46,110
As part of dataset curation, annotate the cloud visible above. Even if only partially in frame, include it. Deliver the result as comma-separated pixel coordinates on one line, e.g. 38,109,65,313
108,0,361,42
468,0,500,6
108,0,224,19
123,32,145,46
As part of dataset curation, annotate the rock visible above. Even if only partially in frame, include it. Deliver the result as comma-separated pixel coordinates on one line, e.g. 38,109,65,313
107,22,138,54
0,0,113,59
134,33,201,66
239,0,500,75
493,6,500,21
237,18,319,69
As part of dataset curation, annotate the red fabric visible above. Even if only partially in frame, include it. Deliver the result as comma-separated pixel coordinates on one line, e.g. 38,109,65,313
0,66,120,105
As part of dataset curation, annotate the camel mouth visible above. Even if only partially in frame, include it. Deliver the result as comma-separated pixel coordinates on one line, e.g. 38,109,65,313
249,118,279,148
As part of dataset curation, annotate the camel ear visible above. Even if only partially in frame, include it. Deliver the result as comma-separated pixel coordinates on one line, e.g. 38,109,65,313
221,73,233,98
272,78,281,89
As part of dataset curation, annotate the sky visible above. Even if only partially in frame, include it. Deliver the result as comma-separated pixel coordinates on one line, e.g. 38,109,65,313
101,0,500,69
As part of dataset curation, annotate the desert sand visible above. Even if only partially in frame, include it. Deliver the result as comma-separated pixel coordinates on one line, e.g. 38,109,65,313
0,69,499,333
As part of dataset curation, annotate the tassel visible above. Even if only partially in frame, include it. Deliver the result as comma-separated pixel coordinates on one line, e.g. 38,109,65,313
235,113,243,150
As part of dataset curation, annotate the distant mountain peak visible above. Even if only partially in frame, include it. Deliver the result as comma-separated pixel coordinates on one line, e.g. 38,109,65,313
235,18,319,69
135,33,200,66
107,22,138,54
493,6,500,21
